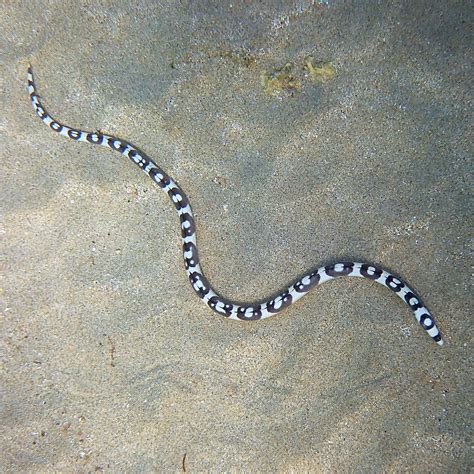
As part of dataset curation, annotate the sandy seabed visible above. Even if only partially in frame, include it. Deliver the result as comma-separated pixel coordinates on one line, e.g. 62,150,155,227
1,1,471,471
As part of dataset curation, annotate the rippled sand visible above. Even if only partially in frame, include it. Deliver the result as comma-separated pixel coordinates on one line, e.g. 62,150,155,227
1,1,471,471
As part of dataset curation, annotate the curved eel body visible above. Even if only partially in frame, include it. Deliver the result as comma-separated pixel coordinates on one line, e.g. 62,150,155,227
27,66,443,345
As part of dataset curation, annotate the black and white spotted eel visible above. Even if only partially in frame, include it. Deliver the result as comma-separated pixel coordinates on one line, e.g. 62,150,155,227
28,65,443,346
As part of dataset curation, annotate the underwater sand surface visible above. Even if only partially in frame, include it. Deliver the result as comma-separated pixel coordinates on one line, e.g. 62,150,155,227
1,1,471,471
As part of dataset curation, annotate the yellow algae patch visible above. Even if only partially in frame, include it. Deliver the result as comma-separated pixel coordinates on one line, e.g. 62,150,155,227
304,58,335,83
260,63,301,95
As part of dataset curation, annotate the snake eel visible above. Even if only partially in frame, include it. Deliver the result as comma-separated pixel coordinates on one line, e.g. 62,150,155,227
27,65,443,346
